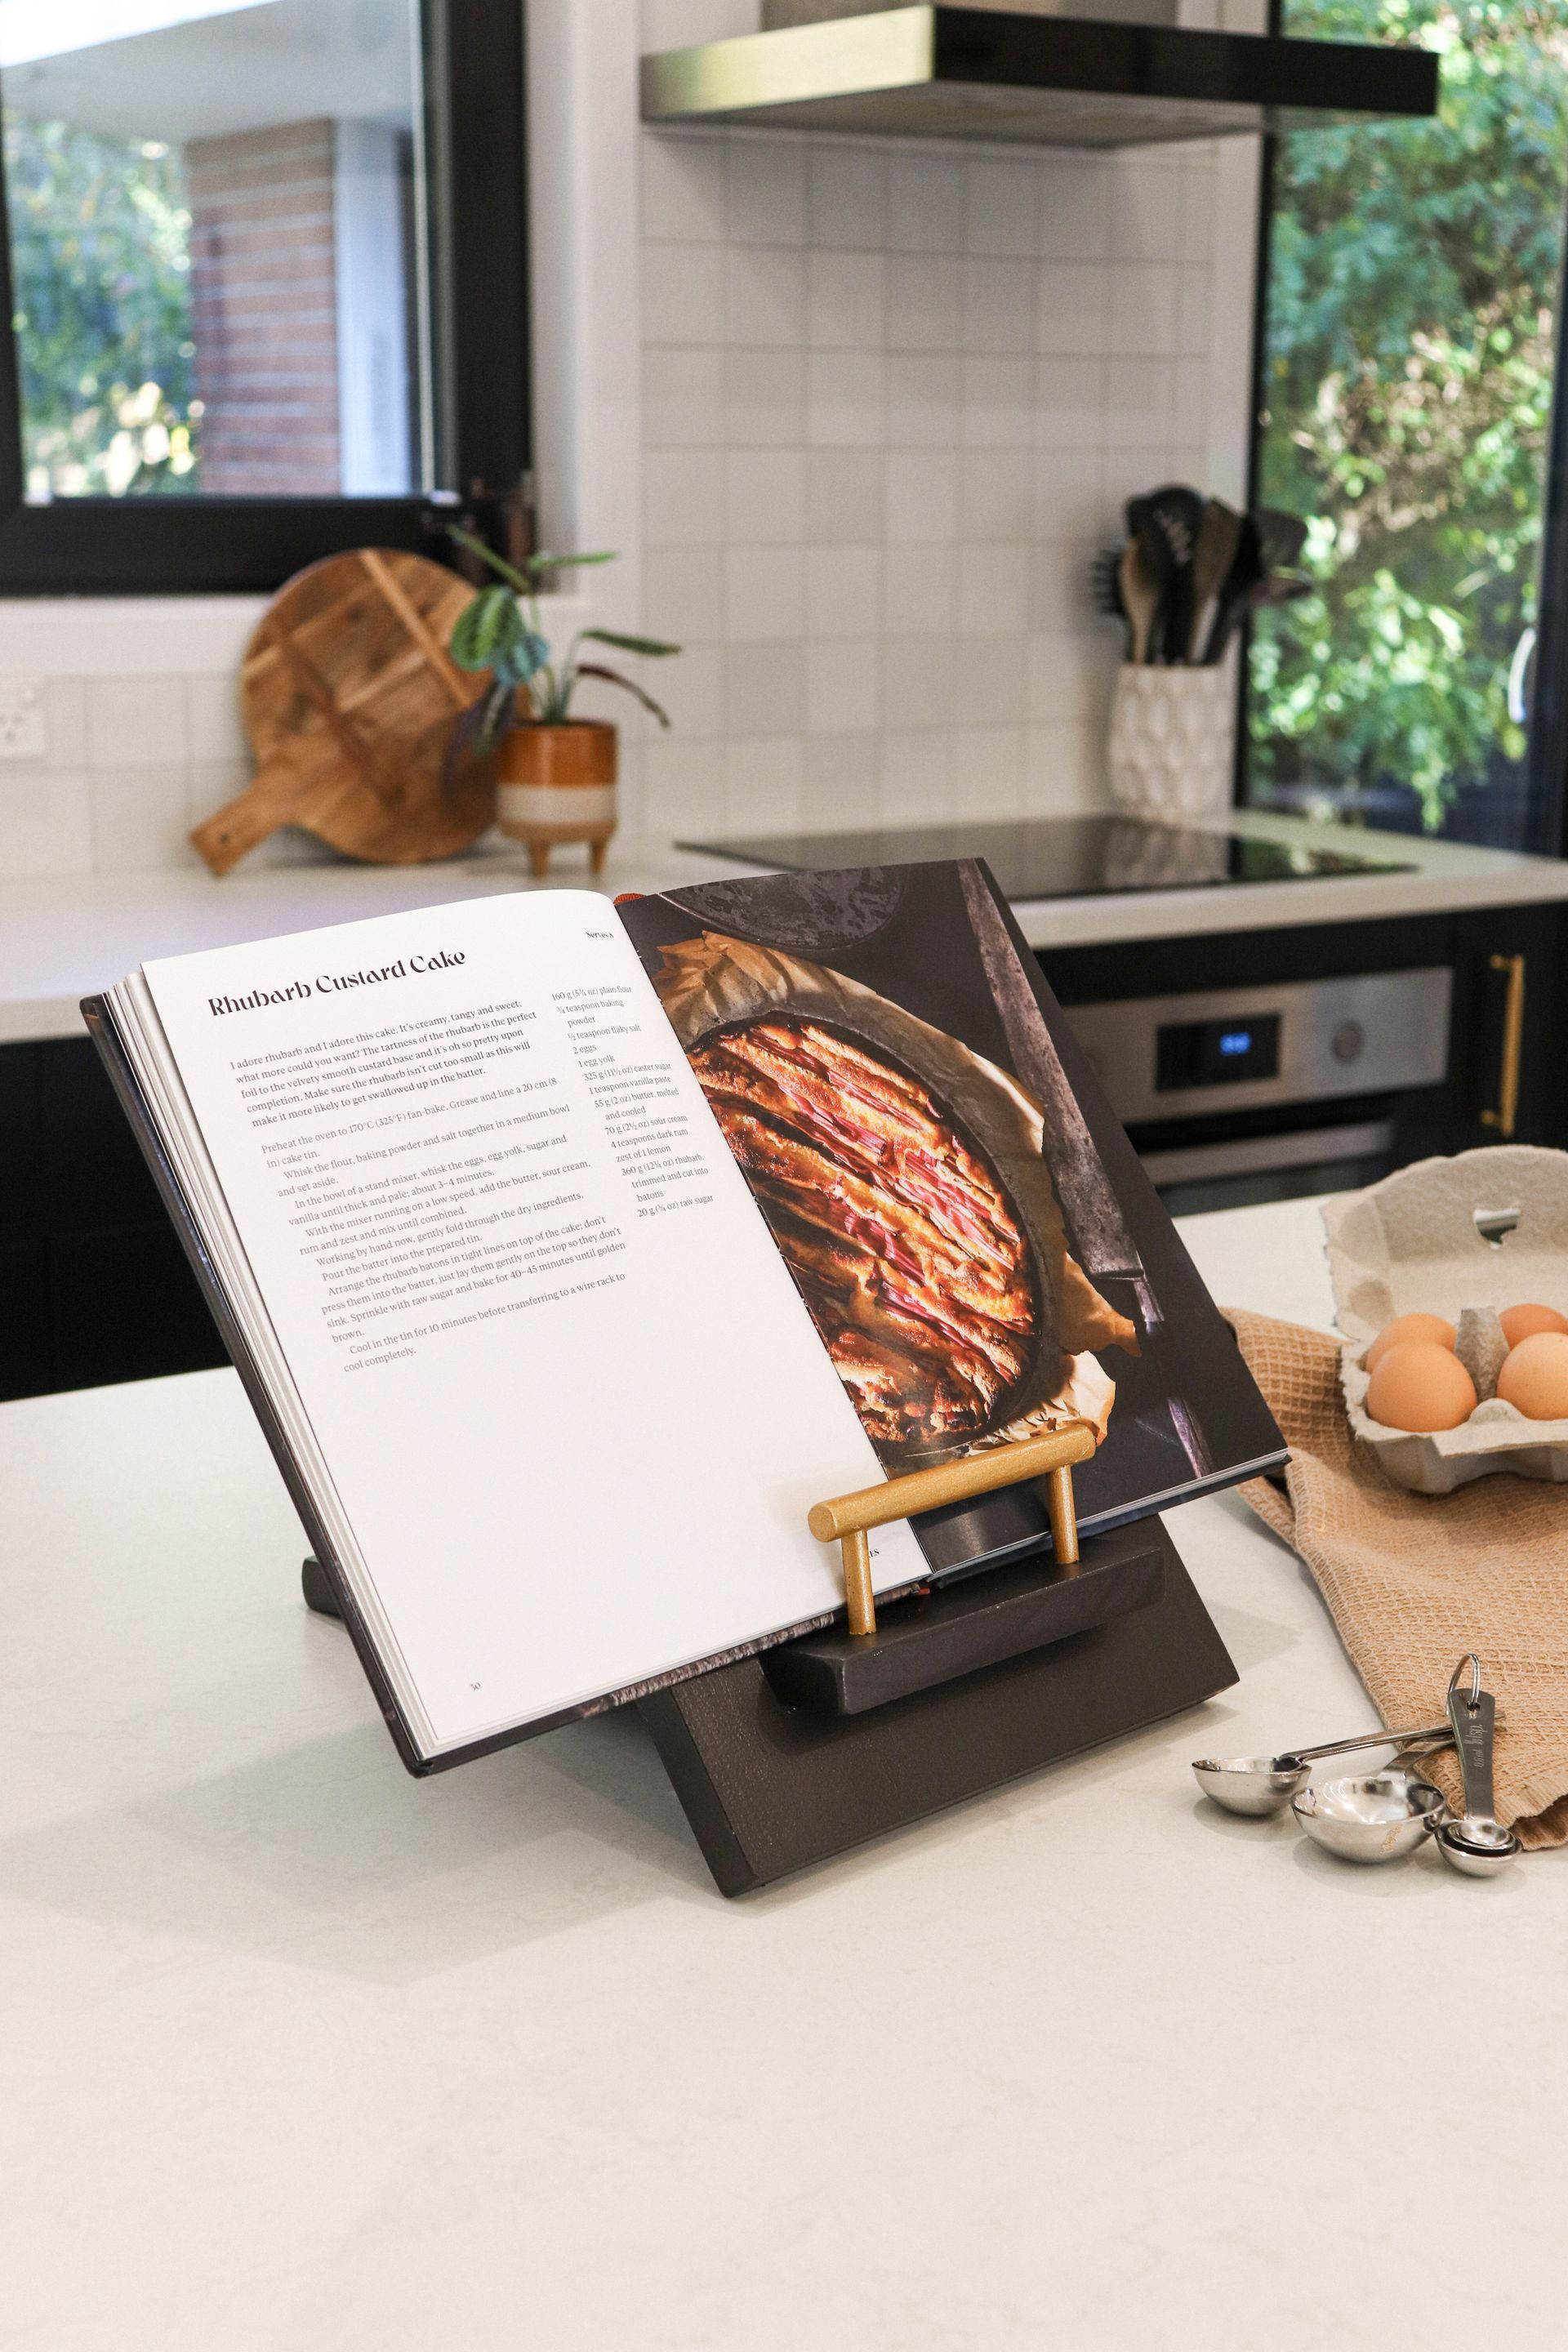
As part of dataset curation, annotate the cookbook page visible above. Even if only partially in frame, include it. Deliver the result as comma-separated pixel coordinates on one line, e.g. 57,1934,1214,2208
143,890,920,1753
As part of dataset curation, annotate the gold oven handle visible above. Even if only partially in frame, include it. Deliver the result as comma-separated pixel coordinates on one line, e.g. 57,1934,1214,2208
1480,951,1526,1138
808,1423,1098,1637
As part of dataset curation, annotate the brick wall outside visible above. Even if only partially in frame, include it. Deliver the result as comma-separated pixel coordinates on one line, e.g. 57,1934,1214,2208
185,119,341,496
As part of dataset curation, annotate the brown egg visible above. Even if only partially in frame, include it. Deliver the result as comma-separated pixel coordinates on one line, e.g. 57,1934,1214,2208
1365,1341,1477,1433
1499,1302,1568,1348
1497,1330,1568,1421
1365,1312,1457,1373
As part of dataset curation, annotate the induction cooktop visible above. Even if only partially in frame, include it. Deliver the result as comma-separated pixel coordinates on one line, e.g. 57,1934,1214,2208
677,816,1414,901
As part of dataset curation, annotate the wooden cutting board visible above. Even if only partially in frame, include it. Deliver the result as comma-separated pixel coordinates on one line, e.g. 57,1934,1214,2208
190,547,496,875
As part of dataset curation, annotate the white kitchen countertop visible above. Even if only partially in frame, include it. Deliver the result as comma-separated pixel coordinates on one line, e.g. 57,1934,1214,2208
2,1192,1562,2350
6,805,1568,1045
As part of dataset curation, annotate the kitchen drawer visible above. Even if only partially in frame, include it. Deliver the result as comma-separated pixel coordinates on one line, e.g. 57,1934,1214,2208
47,1225,228,1393
0,1240,51,1397
39,1036,167,1232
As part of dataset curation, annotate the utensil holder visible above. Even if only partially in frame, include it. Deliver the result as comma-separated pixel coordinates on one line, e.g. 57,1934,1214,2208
1107,662,1236,822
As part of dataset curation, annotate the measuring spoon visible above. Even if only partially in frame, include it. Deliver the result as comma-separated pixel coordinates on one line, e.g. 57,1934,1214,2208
1192,1722,1452,1817
1437,1655,1521,1877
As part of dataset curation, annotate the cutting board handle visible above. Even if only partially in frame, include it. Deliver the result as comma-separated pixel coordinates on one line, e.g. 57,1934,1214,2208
189,746,329,876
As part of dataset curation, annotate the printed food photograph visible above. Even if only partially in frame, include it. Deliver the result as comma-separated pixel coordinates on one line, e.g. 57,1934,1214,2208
620,862,1285,1574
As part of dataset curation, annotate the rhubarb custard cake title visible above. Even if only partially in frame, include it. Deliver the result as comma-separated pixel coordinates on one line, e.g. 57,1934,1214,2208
207,950,467,1017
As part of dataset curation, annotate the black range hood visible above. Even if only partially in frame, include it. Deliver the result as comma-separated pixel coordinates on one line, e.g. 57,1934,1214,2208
640,4,1439,151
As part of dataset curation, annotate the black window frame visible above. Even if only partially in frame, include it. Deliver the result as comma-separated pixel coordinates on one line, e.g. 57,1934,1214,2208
0,0,530,594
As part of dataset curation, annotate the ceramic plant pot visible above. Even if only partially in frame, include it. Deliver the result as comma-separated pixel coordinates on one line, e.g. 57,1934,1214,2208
495,720,617,878
1106,662,1236,823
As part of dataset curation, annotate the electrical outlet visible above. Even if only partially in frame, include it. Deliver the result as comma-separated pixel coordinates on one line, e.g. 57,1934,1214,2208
0,677,45,760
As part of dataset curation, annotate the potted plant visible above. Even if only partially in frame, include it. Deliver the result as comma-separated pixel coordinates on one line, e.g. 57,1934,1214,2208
448,528,681,877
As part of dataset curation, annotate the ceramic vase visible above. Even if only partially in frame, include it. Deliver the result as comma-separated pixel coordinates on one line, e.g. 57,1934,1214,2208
1106,664,1236,823
495,720,617,878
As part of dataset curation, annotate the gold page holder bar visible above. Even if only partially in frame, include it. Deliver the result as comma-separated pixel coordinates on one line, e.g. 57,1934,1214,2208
808,1423,1097,1636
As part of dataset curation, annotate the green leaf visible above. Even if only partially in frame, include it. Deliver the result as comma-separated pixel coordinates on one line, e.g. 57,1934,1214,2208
574,661,672,728
492,630,550,688
527,549,618,576
449,585,517,670
580,626,682,657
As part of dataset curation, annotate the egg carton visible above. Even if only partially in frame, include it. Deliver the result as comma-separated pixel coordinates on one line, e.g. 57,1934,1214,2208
1321,1144,1568,1494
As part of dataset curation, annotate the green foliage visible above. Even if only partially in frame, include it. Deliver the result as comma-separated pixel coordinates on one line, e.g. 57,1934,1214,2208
1252,0,1568,828
448,528,681,745
4,114,198,497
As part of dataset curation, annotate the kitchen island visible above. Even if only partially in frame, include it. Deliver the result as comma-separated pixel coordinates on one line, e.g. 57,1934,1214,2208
1,1192,1561,2350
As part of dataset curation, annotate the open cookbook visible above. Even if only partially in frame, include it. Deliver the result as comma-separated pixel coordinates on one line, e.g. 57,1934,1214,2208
85,858,1284,1770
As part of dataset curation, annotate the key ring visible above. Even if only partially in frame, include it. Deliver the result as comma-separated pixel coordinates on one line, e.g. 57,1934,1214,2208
1449,1653,1483,1713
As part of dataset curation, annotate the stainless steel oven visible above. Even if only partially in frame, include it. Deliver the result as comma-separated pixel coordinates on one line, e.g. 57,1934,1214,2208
1063,968,1454,1213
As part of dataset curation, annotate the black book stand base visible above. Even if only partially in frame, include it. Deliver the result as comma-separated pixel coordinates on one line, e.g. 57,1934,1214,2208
301,1512,1235,1897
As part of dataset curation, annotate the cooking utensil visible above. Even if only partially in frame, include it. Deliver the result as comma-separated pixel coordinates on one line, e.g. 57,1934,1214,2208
189,548,494,874
1293,1770,1448,1864
1200,513,1263,666
1187,497,1244,664
1436,1654,1521,1876
1128,486,1203,666
1192,1721,1453,1816
1117,541,1160,666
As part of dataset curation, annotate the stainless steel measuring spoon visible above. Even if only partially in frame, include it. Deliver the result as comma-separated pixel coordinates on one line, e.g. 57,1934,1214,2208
1192,1722,1452,1817
1436,1654,1521,1877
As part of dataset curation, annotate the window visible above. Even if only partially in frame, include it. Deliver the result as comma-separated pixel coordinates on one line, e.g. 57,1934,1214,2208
1243,0,1568,853
0,0,529,591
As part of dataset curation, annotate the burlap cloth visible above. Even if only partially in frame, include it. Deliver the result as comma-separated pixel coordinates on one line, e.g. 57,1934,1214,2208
1226,1307,1568,1849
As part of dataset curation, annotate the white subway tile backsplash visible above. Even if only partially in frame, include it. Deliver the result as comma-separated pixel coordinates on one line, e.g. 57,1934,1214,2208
644,546,727,644
804,448,884,543
807,249,887,348
656,641,725,737
184,674,247,764
807,349,884,446
805,638,880,733
87,762,191,875
880,725,956,820
0,771,91,877
885,350,960,449
42,679,87,769
628,129,1227,840
960,355,1032,449
953,636,1027,728
963,257,1036,357
724,242,808,346
1110,262,1179,359
959,450,1035,546
884,153,965,257
724,345,807,447
644,448,726,546
725,546,807,640
808,149,888,252
724,640,806,734
1036,158,1112,263
644,732,725,838
958,543,1029,637
880,543,957,638
724,448,806,543
881,637,956,730
964,159,1040,258
885,253,960,354
725,138,808,248
804,542,883,639
641,135,727,244
803,731,880,830
87,676,186,768
724,733,804,830
645,345,727,447
643,238,726,345
1036,262,1110,359
884,449,957,545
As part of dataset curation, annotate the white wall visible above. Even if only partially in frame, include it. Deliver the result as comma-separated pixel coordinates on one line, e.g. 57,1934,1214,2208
0,0,1262,879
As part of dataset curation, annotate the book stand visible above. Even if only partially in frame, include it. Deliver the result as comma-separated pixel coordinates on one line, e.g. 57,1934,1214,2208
302,1426,1236,1896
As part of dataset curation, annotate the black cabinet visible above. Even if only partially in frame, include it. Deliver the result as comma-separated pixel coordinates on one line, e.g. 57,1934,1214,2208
0,1036,227,1402
1448,902,1567,1150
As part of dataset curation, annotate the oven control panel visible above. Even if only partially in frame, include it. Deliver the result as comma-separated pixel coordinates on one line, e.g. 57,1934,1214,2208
1063,968,1452,1126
